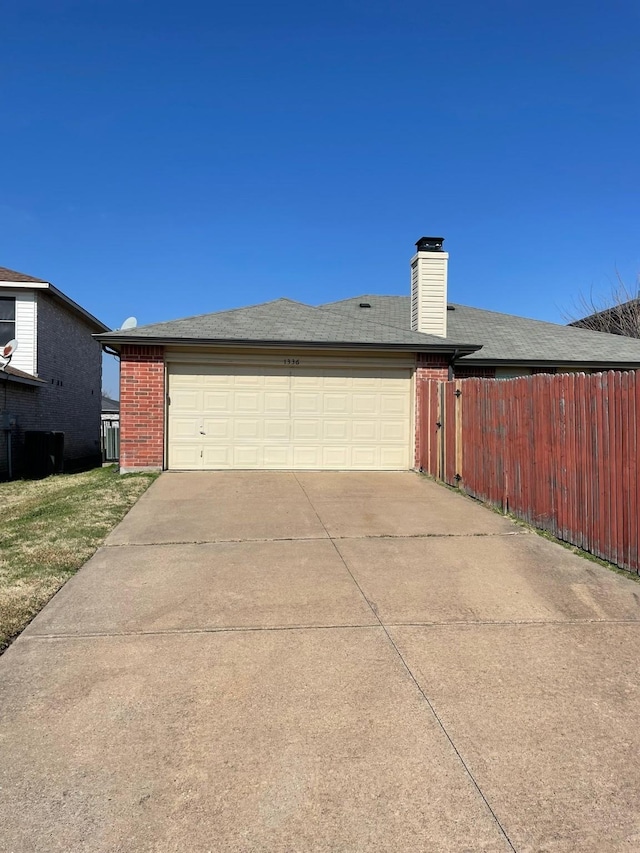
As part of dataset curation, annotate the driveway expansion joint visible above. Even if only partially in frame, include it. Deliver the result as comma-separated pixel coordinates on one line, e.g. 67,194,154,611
20,624,384,641
101,531,529,548
22,618,640,643
291,473,518,853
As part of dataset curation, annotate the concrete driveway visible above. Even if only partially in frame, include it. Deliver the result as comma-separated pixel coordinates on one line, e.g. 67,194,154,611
1,472,640,852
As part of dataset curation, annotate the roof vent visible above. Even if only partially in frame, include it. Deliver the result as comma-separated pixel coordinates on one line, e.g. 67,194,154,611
359,302,371,308
415,236,444,252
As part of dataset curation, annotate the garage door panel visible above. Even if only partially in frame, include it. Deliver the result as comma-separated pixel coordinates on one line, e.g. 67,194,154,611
292,420,322,441
352,376,377,389
352,447,377,467
171,371,200,385
203,446,232,467
171,445,201,469
234,373,263,386
264,392,289,413
264,374,289,388
234,419,262,440
233,446,262,467
263,446,291,468
321,447,349,468
203,391,231,411
293,374,323,389
168,363,411,471
382,378,409,391
264,419,289,440
201,373,234,387
235,392,261,412
381,394,409,415
204,419,231,439
324,394,349,414
352,421,377,441
381,421,409,441
323,420,349,440
353,394,377,415
172,418,200,439
380,447,408,467
172,389,200,410
292,394,321,415
322,375,352,390
292,446,322,467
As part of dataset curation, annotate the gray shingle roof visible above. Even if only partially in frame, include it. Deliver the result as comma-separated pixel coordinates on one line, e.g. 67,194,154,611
99,297,480,352
322,295,640,365
98,290,640,366
101,395,120,413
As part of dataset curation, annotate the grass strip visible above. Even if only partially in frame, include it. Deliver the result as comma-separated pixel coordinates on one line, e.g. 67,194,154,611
0,465,158,652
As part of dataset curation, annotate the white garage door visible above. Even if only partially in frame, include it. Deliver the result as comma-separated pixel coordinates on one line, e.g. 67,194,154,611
167,361,412,470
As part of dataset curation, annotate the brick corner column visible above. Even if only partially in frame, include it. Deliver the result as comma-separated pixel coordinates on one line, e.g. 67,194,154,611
414,353,449,470
119,345,165,473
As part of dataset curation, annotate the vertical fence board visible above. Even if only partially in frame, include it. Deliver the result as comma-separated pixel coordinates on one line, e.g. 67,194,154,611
634,372,640,571
422,371,639,575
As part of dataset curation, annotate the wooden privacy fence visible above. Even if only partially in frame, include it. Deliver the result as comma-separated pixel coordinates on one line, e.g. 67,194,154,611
418,372,640,574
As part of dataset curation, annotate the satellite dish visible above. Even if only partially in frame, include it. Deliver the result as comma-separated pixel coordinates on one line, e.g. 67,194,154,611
0,339,17,370
120,316,137,331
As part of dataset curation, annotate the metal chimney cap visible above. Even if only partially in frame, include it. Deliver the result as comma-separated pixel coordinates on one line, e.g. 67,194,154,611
415,236,445,252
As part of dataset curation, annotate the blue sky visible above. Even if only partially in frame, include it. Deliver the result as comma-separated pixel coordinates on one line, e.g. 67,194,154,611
3,0,639,394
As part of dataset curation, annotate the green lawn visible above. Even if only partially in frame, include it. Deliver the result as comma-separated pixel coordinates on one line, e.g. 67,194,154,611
0,465,158,652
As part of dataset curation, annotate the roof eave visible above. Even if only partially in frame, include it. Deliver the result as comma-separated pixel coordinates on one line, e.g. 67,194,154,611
96,334,482,356
1,280,110,333
0,370,45,387
46,284,110,333
456,355,640,368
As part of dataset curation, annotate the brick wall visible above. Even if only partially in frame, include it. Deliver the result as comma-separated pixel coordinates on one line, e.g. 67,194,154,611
36,293,102,468
453,365,497,379
120,345,165,472
0,379,38,478
414,354,449,468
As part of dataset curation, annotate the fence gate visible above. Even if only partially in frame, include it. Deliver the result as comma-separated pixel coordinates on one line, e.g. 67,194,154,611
101,419,120,462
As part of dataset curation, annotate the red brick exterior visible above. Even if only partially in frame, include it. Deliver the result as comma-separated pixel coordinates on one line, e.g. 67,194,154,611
453,365,497,379
414,354,449,468
117,347,456,472
119,345,165,471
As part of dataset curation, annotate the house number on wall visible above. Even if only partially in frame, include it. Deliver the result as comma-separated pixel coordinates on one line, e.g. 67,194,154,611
283,358,300,365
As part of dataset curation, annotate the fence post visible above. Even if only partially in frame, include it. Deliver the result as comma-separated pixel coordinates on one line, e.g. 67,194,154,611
455,380,463,488
437,381,445,481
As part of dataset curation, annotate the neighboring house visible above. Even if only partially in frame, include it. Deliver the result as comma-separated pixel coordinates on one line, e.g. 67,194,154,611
101,395,120,421
0,266,109,478
101,395,120,462
568,296,640,339
97,237,640,473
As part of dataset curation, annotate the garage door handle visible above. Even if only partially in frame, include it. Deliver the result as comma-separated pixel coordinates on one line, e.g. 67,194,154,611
199,430,206,435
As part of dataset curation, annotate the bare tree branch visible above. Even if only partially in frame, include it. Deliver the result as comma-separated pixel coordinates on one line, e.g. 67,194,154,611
563,273,640,338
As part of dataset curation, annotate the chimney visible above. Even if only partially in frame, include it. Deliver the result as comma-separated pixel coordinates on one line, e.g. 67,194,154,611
410,236,449,337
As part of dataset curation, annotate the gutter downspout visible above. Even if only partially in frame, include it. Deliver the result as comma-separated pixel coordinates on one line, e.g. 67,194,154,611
448,348,460,381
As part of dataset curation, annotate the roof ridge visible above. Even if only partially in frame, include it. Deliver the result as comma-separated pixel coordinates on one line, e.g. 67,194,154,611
313,299,416,336
319,294,412,333
131,296,311,332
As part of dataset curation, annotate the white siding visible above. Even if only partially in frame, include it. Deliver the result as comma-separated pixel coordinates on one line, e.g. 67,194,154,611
11,291,37,375
410,252,448,338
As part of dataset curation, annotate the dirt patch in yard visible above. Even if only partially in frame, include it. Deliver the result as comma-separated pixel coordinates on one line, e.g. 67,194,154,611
0,465,157,652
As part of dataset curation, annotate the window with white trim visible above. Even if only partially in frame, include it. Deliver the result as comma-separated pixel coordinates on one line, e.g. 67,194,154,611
0,297,15,346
